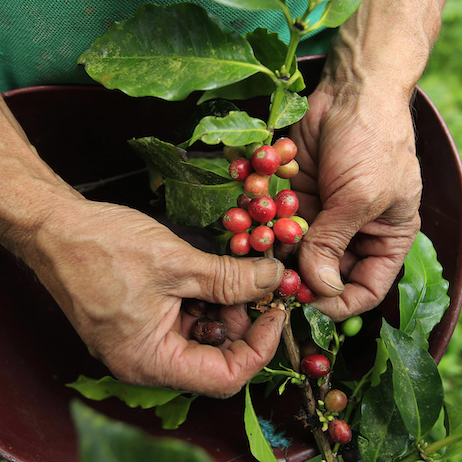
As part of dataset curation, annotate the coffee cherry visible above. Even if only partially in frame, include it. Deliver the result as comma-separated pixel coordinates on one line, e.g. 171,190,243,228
274,190,299,218
300,338,320,358
237,193,252,210
273,137,297,165
191,317,227,346
324,389,348,413
249,225,274,252
222,208,252,233
275,269,301,298
182,298,208,317
342,445,363,462
275,159,299,179
296,281,316,304
244,173,271,199
223,145,246,163
252,145,281,175
328,420,352,445
290,216,309,235
300,353,330,378
341,316,363,337
248,196,277,223
245,142,263,160
229,157,253,181
230,232,251,256
273,218,303,244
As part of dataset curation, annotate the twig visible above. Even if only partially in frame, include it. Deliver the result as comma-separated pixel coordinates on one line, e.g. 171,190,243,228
282,308,338,462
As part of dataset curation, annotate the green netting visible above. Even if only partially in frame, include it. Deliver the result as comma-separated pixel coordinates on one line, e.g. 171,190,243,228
0,0,332,92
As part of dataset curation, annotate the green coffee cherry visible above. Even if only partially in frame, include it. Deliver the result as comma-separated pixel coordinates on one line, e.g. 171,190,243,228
341,316,363,337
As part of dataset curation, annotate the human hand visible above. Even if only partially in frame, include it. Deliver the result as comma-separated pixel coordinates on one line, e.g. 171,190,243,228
25,199,284,398
289,82,421,321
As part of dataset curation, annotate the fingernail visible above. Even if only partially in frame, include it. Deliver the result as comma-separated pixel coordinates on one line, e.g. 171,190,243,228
318,266,344,291
254,258,282,289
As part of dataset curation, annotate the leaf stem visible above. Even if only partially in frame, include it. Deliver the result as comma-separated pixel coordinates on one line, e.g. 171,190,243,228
400,431,462,462
265,83,285,144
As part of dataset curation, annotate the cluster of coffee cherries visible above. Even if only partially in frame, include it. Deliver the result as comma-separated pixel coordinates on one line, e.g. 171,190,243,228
222,138,315,303
301,353,352,446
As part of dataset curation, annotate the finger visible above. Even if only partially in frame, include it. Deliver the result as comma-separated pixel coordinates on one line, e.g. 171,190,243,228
142,306,286,398
311,217,420,320
220,304,251,341
177,252,285,306
298,206,367,298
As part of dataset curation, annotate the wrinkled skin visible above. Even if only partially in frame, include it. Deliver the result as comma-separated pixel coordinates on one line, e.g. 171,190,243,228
290,82,422,321
29,201,286,398
0,94,285,399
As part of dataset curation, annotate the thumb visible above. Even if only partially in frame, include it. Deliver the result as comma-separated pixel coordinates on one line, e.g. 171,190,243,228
181,251,284,305
298,208,357,298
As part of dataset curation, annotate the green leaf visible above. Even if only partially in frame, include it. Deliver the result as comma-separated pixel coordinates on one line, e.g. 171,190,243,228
209,0,284,10
190,111,269,146
129,137,230,185
79,3,269,100
302,305,335,350
409,319,430,351
71,400,215,462
155,395,198,430
188,157,231,179
268,174,290,197
321,0,362,28
186,100,240,139
165,178,243,227
381,321,444,439
442,401,462,459
370,338,389,387
244,383,278,462
358,367,413,462
67,375,190,409
198,28,304,103
399,232,450,336
273,91,309,129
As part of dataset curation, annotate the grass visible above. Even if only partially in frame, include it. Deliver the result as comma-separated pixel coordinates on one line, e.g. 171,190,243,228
419,1,462,459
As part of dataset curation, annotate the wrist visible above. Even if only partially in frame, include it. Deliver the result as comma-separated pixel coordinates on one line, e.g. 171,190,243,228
321,0,445,103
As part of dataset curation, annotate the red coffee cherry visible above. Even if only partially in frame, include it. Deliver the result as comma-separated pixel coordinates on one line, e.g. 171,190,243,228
273,137,297,165
248,196,277,223
300,353,330,378
249,225,275,252
296,281,316,304
275,159,299,179
230,232,251,256
244,173,271,199
275,269,301,298
252,145,281,175
273,218,303,244
237,193,252,211
222,208,252,233
328,420,352,445
229,157,253,181
191,317,227,346
324,389,348,413
274,189,299,218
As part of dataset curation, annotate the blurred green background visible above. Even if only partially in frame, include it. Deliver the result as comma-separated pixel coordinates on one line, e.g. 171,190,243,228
419,0,462,460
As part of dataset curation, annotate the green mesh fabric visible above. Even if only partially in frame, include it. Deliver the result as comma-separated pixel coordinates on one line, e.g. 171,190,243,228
0,1,333,92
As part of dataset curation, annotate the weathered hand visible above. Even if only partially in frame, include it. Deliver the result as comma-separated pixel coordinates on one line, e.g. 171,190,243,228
26,199,284,398
290,83,421,321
